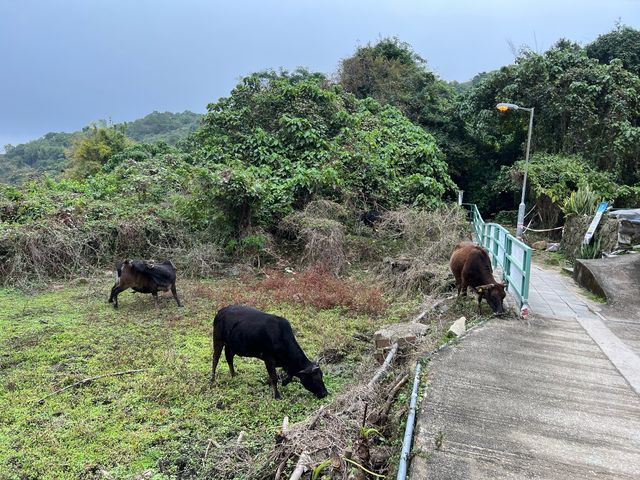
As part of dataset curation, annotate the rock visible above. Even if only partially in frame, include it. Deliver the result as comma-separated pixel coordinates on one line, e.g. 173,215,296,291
373,322,429,363
448,317,466,337
546,242,560,252
532,240,548,250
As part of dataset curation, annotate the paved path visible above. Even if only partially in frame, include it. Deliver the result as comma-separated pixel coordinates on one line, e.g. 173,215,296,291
410,264,640,479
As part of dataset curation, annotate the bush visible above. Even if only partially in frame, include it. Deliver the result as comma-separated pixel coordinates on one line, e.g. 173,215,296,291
189,70,455,233
376,204,469,293
562,185,600,216
279,203,348,275
495,153,618,228
493,210,518,226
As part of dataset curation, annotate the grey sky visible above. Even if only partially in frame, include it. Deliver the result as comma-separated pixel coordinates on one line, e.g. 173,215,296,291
1,0,638,150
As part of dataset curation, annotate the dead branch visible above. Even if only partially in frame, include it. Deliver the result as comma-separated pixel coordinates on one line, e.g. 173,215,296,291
368,342,398,387
370,373,410,424
288,451,311,480
36,369,146,404
274,452,292,480
308,405,328,430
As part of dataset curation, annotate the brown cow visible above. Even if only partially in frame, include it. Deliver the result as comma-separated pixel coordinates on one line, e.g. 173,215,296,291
108,259,182,309
450,242,506,314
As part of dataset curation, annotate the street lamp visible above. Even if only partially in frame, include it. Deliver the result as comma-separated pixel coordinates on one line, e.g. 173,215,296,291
496,102,534,238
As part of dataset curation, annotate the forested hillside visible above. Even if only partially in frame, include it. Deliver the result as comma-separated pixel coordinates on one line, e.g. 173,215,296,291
0,111,202,184
1,25,639,283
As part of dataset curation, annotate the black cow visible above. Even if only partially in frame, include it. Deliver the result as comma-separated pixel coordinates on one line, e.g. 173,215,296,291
210,305,328,400
359,210,383,229
108,259,182,309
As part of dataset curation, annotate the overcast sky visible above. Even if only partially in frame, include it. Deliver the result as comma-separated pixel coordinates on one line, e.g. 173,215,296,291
1,0,638,150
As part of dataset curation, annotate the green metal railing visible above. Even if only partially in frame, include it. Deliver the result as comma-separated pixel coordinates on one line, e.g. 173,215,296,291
463,204,532,312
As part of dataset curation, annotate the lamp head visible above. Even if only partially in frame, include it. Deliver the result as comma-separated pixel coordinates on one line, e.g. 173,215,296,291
496,102,520,112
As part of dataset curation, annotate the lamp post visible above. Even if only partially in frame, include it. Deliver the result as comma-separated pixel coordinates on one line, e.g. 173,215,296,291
496,102,534,239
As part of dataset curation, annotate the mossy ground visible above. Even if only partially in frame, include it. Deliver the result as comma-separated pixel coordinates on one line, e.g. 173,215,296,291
0,274,416,479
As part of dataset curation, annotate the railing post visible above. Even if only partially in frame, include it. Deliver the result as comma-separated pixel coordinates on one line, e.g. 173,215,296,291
521,245,531,306
504,236,512,289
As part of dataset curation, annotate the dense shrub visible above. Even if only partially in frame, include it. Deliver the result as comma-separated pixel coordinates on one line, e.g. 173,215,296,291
188,70,455,233
494,153,618,227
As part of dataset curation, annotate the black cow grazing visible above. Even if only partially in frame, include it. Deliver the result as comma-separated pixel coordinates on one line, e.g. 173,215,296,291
108,259,182,309
211,305,328,400
450,242,506,314
359,210,383,229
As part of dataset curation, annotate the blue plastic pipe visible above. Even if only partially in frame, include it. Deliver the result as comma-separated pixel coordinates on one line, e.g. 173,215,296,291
396,361,422,480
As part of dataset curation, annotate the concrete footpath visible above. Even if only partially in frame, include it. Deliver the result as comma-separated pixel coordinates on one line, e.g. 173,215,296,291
410,265,640,479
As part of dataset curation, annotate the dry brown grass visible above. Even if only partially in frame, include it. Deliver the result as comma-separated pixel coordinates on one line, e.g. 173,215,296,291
376,204,470,294
278,201,349,275
0,217,223,287
193,265,387,317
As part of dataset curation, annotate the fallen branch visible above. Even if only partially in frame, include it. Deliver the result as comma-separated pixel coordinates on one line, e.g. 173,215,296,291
288,451,311,480
274,452,292,480
371,373,410,424
36,369,146,404
202,438,220,467
308,405,328,430
343,457,385,478
368,342,398,387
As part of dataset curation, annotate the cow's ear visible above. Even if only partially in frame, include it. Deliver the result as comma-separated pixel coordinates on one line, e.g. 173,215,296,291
311,363,320,372
477,287,484,294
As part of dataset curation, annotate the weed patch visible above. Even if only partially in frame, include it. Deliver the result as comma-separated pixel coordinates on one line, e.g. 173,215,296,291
0,273,412,479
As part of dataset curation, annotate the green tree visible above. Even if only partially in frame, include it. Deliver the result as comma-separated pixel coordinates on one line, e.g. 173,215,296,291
188,69,455,234
462,37,640,210
337,38,478,201
587,24,640,75
66,125,130,178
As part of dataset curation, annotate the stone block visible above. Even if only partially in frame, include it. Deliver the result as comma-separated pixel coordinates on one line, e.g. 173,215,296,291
448,317,466,337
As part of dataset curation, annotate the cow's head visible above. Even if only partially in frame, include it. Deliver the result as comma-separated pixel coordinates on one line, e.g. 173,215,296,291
477,283,506,314
297,362,328,399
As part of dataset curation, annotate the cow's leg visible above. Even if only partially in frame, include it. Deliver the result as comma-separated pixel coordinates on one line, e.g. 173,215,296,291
225,347,236,377
460,280,468,297
152,292,159,307
171,283,182,307
210,339,224,384
477,294,483,314
109,285,125,309
281,371,293,386
264,359,281,399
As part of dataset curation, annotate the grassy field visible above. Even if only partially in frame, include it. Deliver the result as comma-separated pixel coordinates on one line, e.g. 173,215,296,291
0,270,416,479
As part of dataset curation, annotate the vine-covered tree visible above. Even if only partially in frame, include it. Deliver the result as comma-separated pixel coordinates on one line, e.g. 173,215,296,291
337,38,478,201
187,69,455,233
